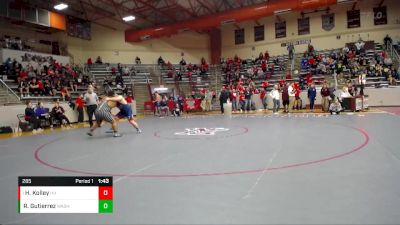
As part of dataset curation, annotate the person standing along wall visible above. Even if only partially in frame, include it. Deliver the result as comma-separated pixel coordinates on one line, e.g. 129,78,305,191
84,85,98,127
320,83,331,112
270,85,280,114
307,84,317,112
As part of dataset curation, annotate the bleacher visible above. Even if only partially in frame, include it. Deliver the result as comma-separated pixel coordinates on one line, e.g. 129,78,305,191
297,43,396,89
220,54,290,91
159,65,212,95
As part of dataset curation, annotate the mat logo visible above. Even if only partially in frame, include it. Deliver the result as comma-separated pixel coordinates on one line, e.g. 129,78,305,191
174,128,229,136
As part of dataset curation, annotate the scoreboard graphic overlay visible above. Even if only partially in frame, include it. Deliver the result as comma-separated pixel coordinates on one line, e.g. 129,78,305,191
18,177,113,213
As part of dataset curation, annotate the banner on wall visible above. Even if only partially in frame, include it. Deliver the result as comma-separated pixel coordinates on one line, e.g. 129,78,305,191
275,21,286,39
281,39,311,47
373,6,387,25
298,17,310,35
322,13,335,31
67,16,91,40
347,10,360,28
234,28,245,45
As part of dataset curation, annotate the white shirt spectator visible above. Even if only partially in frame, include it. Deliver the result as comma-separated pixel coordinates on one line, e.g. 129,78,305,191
122,67,130,75
270,89,280,100
384,57,393,66
355,41,365,51
288,85,295,97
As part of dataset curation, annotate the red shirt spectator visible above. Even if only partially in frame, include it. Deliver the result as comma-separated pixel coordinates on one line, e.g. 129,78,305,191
201,57,209,70
125,95,133,103
260,89,266,99
19,70,28,80
87,58,93,65
187,63,193,71
278,79,285,87
308,57,315,65
75,96,84,109
239,93,245,101
295,87,301,97
261,61,267,72
37,80,44,91
262,80,269,89
264,51,270,61
231,91,237,100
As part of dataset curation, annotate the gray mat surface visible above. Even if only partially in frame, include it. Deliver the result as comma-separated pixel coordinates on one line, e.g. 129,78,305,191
1,113,400,224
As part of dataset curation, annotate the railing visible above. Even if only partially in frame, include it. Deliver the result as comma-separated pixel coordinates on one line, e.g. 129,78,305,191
0,79,21,104
389,43,400,67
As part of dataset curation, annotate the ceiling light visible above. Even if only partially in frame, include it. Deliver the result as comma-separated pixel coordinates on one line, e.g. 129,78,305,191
123,16,136,22
54,3,68,11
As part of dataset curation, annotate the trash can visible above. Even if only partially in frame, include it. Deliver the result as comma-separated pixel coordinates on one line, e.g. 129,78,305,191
223,102,232,116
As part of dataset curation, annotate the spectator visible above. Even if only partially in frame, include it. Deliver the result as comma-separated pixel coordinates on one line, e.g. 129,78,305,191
270,85,280,114
75,94,84,123
122,66,130,76
219,87,230,114
293,83,301,110
320,83,331,112
95,56,103,64
329,97,342,115
154,91,162,116
35,102,51,127
28,78,43,96
18,68,28,83
287,43,295,60
180,58,186,66
159,96,170,117
172,103,181,117
288,83,295,112
281,83,289,113
18,80,29,97
260,88,268,110
158,56,165,66
230,89,238,112
204,89,213,111
355,39,365,55
244,87,252,112
24,101,41,133
87,58,93,70
135,56,141,64
51,101,72,127
307,84,316,112
384,34,392,50
84,85,98,127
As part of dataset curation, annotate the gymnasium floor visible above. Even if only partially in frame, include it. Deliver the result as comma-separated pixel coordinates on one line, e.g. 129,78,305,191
1,110,400,224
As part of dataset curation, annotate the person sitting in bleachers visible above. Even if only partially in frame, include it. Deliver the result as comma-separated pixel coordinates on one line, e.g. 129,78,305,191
18,80,29,97
355,39,365,55
158,56,165,66
95,56,103,64
28,78,43,96
135,56,141,64
200,57,209,75
51,101,72,127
